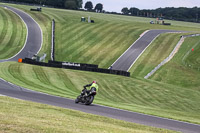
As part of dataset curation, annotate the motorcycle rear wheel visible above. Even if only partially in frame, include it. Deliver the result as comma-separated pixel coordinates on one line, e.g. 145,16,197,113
85,96,94,105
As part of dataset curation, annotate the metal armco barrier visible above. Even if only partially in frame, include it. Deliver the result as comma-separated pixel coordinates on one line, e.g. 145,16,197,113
22,58,130,77
51,19,55,61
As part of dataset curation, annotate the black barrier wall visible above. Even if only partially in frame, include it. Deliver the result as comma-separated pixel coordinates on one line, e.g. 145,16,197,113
22,58,130,77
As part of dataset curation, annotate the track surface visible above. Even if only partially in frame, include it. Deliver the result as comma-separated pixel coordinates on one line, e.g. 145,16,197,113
111,30,183,71
0,5,42,62
1,79,200,133
0,6,200,133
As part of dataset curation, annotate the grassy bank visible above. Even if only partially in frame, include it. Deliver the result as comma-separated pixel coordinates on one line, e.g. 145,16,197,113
0,2,200,128
0,6,26,59
129,33,187,77
0,62,200,125
150,36,200,89
0,96,177,133
2,3,200,68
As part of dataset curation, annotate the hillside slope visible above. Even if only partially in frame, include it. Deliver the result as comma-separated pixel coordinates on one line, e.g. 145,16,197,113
0,6,26,59
5,3,200,68
0,3,200,126
151,36,200,89
0,62,200,124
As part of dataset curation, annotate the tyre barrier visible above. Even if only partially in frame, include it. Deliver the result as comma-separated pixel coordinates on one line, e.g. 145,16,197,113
22,58,130,77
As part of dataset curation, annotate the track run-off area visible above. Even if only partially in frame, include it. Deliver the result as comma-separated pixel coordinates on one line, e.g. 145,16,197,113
0,5,200,133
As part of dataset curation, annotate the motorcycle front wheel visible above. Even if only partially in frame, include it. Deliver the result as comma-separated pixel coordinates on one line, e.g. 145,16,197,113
75,96,81,103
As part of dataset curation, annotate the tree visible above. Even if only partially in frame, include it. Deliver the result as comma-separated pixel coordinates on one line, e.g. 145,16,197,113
129,7,139,16
84,1,93,11
46,0,65,8
76,0,83,9
64,0,82,9
121,7,129,15
65,0,77,9
95,3,103,13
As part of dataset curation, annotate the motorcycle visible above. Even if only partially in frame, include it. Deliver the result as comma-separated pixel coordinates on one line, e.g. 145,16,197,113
75,89,96,105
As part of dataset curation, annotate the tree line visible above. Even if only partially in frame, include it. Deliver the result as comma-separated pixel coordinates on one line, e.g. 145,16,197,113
1,0,199,23
1,0,103,12
121,7,200,23
1,0,83,9
84,1,103,13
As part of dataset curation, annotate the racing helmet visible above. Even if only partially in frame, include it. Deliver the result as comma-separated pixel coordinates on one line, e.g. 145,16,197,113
92,81,97,84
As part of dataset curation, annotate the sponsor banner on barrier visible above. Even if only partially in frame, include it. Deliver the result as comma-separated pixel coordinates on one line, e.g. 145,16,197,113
22,58,130,77
62,62,81,67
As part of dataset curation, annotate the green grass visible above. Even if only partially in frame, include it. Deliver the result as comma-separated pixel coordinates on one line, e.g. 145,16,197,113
0,6,26,59
129,33,189,77
0,61,200,125
0,3,53,61
2,3,200,68
0,96,178,133
150,36,200,89
1,2,200,129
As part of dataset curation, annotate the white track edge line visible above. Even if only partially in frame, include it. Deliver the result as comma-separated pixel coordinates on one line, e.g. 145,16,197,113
127,31,186,71
95,103,200,127
0,77,199,127
2,7,28,61
0,9,198,127
2,6,43,61
127,34,160,71
109,30,150,69
18,7,43,55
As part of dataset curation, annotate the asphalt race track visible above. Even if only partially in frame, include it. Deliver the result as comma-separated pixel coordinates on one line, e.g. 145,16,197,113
1,79,200,133
0,6,200,133
0,5,42,62
111,30,183,71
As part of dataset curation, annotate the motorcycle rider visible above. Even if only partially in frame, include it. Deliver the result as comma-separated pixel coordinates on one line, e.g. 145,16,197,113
81,81,98,96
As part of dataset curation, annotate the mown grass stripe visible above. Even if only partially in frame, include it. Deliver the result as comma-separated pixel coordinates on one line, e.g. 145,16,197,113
44,10,66,22
0,7,26,59
60,21,86,35
88,26,141,66
0,8,9,47
23,10,52,61
84,24,131,60
1,61,200,124
103,78,132,103
98,79,121,102
62,22,108,50
99,29,144,68
9,64,71,96
59,23,96,47
57,69,81,93
71,23,122,61
130,33,184,77
60,22,114,62
55,23,104,61
0,10,17,54
31,66,77,96
70,23,124,63
1,3,200,125
0,8,5,37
